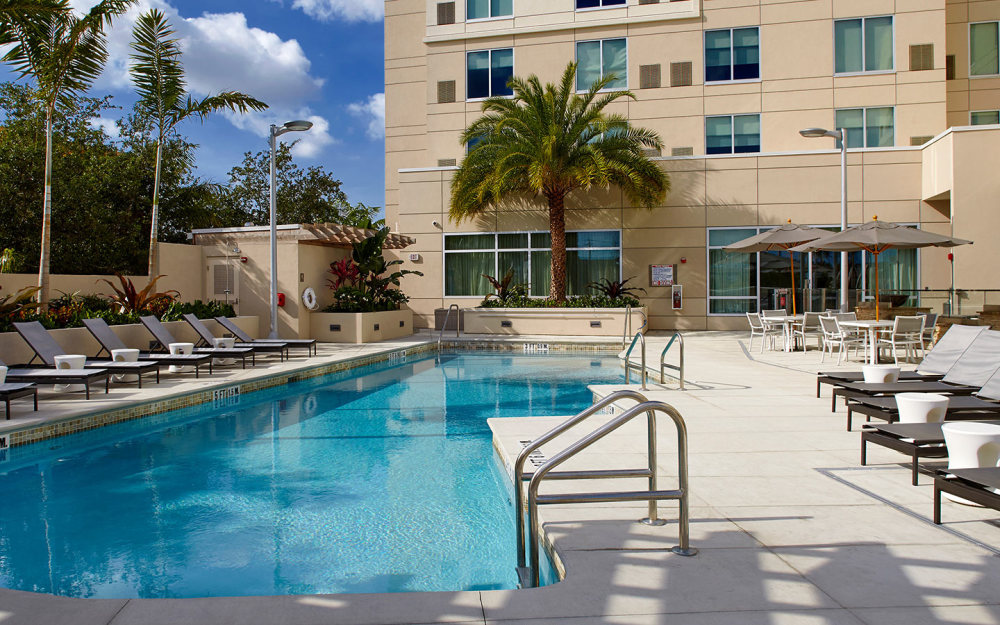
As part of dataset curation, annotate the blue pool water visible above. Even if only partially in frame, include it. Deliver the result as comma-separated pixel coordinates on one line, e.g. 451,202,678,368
0,351,622,598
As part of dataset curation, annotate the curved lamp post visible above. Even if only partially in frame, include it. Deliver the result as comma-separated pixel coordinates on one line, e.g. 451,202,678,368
800,127,848,312
268,120,313,339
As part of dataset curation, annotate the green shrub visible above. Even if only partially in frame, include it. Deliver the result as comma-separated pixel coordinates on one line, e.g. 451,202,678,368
478,294,640,309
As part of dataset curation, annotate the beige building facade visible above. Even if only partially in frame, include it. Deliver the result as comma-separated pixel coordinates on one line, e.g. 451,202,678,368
385,0,1000,330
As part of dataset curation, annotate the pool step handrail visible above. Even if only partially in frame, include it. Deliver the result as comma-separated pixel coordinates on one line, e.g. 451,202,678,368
660,332,685,390
515,396,698,588
623,331,647,390
621,305,647,348
438,304,460,348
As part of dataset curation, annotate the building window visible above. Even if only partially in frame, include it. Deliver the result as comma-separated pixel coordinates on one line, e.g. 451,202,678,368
970,22,999,76
443,230,622,297
577,0,626,8
835,16,893,73
708,228,758,315
972,110,1000,125
706,114,760,155
705,27,759,82
834,107,894,148
576,38,627,90
467,49,513,100
467,0,511,20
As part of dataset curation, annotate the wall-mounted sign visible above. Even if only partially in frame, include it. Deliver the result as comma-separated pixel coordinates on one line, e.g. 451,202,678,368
672,284,683,310
650,264,675,287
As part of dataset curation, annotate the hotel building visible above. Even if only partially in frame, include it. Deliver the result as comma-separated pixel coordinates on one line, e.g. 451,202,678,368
384,0,1000,330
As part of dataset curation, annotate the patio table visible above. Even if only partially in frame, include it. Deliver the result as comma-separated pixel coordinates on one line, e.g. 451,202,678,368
840,319,893,364
765,314,803,352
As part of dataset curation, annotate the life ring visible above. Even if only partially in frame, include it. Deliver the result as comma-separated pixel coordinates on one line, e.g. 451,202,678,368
303,393,318,415
302,287,319,310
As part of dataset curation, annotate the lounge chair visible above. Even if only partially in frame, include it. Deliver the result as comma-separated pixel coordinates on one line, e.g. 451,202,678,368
861,420,1000,485
0,383,37,419
836,330,1000,429
13,321,160,388
139,316,255,368
181,314,288,361
82,318,214,377
214,316,317,356
0,357,109,399
934,467,1000,524
816,324,987,398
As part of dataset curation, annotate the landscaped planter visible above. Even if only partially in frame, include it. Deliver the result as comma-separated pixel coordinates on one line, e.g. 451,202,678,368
310,309,413,343
462,307,646,337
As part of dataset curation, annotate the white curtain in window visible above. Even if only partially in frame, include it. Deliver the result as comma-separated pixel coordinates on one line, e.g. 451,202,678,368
467,0,488,20
971,22,1000,76
865,107,894,148
576,41,602,90
864,17,893,71
834,108,864,148
602,39,627,88
835,20,863,73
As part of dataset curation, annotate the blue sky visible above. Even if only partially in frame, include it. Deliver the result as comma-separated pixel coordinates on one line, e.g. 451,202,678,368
6,0,387,210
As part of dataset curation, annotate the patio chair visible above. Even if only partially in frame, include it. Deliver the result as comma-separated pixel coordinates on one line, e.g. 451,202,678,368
182,314,288,361
139,316,255,368
214,316,317,356
746,312,779,354
816,324,987,398
921,312,938,343
0,383,37,419
876,315,925,364
934,467,1000,524
82,318,214,378
13,321,160,388
761,309,786,319
792,312,822,351
0,357,109,400
819,315,865,365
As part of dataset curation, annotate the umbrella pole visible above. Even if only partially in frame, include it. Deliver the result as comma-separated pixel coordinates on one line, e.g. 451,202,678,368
789,250,797,315
874,251,880,321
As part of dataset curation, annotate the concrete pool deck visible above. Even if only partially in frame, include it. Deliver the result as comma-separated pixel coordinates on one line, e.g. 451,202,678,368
1,331,999,624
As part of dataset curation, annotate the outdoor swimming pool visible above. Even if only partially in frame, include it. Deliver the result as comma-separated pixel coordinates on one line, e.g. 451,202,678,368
0,351,623,598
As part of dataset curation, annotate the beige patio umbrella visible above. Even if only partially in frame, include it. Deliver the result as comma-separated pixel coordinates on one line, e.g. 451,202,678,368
790,217,972,320
723,221,832,315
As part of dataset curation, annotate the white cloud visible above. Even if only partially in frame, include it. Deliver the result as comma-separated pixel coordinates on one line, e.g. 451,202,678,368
88,117,120,138
347,93,385,140
226,111,335,159
286,0,383,22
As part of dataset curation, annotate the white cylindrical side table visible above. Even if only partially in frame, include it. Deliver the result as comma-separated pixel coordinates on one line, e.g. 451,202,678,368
212,337,235,365
53,354,87,393
942,421,1000,504
168,342,194,373
111,348,140,382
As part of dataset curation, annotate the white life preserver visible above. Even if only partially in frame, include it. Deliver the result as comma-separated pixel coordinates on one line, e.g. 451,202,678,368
302,287,319,310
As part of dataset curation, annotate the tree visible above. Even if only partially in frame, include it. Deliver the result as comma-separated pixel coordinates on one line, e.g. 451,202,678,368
130,8,267,277
0,0,135,305
450,62,669,302
218,142,379,228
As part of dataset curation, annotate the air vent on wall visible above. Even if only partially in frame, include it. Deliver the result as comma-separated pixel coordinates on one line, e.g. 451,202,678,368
672,147,694,156
638,0,658,4
946,55,956,80
909,44,934,71
639,64,661,89
641,147,662,157
670,62,692,87
910,136,934,146
438,158,457,167
437,80,456,103
437,2,455,25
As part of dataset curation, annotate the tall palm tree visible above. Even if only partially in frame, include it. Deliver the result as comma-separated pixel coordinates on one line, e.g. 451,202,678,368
451,62,669,302
130,9,267,276
1,0,135,306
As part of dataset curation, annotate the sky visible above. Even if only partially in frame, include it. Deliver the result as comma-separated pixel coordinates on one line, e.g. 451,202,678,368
4,0,387,210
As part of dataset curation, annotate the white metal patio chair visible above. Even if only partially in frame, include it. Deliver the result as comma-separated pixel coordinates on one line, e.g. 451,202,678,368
747,312,780,354
819,315,865,364
877,315,925,364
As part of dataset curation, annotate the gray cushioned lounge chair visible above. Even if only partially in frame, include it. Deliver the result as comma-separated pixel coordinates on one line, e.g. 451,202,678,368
214,316,317,356
82,318,214,377
181,314,287,361
0,357,109,399
139,316,255,368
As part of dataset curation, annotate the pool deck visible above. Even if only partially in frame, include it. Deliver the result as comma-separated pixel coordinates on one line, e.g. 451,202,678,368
2,331,1000,624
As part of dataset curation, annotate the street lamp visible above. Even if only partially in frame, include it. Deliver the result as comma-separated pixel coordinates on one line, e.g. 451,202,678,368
800,127,848,312
268,120,313,339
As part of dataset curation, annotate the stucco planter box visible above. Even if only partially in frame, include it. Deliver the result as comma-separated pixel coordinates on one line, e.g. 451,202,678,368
310,309,413,343
462,307,646,336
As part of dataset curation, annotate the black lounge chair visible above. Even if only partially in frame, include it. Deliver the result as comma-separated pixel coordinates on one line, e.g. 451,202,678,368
214,316,317,356
934,467,1000,524
181,314,287,361
0,383,37,419
13,321,160,388
816,324,986,398
82,318,214,377
0,357,109,399
139,316,255,368
835,330,1000,429
861,420,1000,485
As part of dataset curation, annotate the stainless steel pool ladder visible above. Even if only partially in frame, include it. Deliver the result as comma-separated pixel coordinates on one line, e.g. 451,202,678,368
623,331,647,390
621,305,648,348
660,332,685,390
438,304,460,348
513,390,697,588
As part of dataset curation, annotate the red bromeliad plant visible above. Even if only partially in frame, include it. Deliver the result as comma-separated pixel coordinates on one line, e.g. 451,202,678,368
98,273,179,315
326,258,361,290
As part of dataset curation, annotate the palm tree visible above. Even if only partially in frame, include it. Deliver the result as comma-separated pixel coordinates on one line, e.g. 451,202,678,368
130,9,267,276
451,62,669,302
1,0,135,306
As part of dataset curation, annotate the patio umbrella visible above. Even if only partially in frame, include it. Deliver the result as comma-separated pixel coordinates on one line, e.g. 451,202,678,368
723,221,832,315
790,217,972,320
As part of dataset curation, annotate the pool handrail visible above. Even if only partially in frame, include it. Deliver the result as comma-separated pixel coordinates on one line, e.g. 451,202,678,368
438,304,460,348
623,331,647,390
660,332,685,390
621,305,648,348
519,398,698,587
